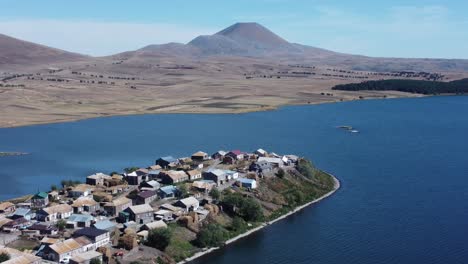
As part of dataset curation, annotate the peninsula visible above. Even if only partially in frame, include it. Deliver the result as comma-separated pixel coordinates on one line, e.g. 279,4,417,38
0,148,338,264
1,22,468,128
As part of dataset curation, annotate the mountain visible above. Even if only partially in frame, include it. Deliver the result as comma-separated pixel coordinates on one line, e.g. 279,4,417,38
188,22,302,56
0,34,86,67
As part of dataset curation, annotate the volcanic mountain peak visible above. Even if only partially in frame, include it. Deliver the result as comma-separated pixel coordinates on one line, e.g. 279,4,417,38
215,22,290,47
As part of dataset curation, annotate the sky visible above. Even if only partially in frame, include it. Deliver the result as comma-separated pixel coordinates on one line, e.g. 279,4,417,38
1,0,467,58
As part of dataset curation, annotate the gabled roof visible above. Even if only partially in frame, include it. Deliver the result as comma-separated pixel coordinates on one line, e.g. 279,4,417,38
161,170,188,181
128,204,153,215
192,151,208,157
49,238,83,255
0,202,14,211
73,227,108,239
186,169,201,177
92,220,116,230
87,172,112,181
142,220,167,230
229,150,242,155
41,204,72,215
72,197,97,207
137,190,157,199
10,208,31,217
212,150,227,156
33,191,48,199
258,157,284,164
71,184,94,193
205,168,226,177
70,251,102,263
177,197,199,207
238,178,256,184
158,156,177,163
159,185,178,195
67,214,94,223
106,196,131,207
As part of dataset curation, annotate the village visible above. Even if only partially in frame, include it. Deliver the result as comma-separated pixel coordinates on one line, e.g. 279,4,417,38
0,148,302,264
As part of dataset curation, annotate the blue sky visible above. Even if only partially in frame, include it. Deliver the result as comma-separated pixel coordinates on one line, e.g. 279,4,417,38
1,0,467,58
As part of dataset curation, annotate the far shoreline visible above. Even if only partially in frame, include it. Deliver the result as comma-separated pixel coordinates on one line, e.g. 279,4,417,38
0,93,435,129
177,173,341,264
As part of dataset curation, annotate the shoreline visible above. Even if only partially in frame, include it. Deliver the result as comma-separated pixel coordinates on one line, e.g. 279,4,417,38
0,93,430,129
178,173,341,264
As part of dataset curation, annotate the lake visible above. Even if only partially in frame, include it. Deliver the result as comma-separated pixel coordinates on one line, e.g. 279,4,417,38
1,96,468,263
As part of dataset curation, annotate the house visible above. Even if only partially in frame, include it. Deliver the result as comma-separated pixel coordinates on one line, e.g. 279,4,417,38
72,227,110,249
223,170,239,180
155,156,178,169
44,238,87,262
0,202,15,214
154,209,175,222
225,150,244,161
237,178,258,189
191,151,209,161
159,170,189,184
125,204,154,224
211,150,227,160
125,170,148,185
67,214,95,228
192,180,216,193
185,169,202,181
26,223,58,235
70,251,103,264
254,148,268,157
148,164,162,171
86,173,112,186
140,180,161,191
283,155,299,165
249,160,273,174
174,197,200,212
135,190,158,205
258,157,284,167
31,192,49,208
36,204,73,222
69,184,94,198
140,220,167,231
9,207,35,220
92,219,116,232
203,169,227,185
147,170,161,180
158,185,179,199
2,217,30,232
49,191,60,201
72,197,99,214
103,196,132,217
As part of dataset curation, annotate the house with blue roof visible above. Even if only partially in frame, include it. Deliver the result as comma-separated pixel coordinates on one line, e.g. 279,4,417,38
9,207,35,220
66,214,95,228
237,178,257,189
158,185,179,199
92,219,117,232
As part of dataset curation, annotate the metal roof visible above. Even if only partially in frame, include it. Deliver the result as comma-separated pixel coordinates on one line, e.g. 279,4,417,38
128,204,154,214
68,214,94,223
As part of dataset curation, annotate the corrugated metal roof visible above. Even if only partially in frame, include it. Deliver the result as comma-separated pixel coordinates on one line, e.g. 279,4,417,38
143,220,167,230
93,220,116,230
67,214,94,223
70,251,102,262
128,204,153,214
49,238,83,255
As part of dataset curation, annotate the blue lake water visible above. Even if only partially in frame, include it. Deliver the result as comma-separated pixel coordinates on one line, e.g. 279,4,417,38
1,96,468,263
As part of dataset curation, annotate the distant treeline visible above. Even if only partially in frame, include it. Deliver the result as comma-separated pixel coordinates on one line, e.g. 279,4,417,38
332,78,468,95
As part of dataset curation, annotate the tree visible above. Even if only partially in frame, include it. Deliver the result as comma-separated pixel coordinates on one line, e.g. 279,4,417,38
209,188,220,200
56,219,67,231
124,167,139,173
0,252,10,262
178,184,189,198
222,193,263,222
276,168,285,179
195,223,229,248
229,217,247,234
50,184,58,191
146,228,172,251
90,258,102,264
